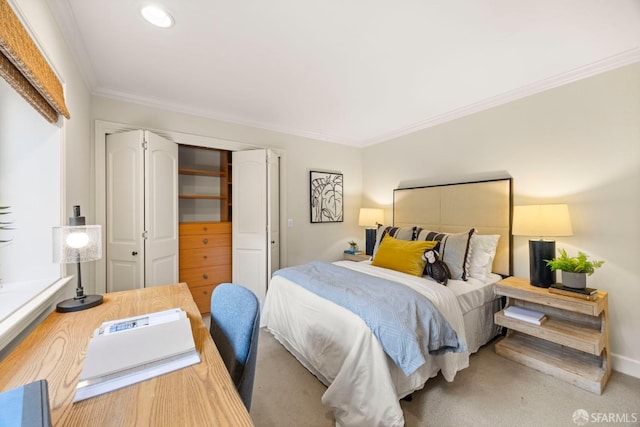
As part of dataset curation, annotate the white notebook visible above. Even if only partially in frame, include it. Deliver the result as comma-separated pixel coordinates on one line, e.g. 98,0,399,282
503,305,546,325
74,308,201,402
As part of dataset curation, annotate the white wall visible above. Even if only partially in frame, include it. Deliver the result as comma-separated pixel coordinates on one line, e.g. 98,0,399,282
362,62,640,378
91,96,364,267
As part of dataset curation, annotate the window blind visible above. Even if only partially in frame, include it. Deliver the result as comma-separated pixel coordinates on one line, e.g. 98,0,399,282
0,0,70,123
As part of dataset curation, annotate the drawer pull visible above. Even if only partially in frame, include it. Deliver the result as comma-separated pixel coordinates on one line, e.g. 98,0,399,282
203,238,208,244
203,255,208,260
203,227,208,232
203,273,209,279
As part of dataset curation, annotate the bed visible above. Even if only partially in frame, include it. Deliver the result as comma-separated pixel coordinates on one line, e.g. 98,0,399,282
261,178,512,427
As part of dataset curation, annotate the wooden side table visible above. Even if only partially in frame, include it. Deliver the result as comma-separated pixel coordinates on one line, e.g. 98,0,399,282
494,276,610,394
342,252,371,262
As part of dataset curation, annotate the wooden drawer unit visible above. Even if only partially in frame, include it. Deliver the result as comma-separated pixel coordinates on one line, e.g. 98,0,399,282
179,246,230,269
179,222,232,314
189,283,223,316
179,264,232,288
494,276,611,394
180,221,231,236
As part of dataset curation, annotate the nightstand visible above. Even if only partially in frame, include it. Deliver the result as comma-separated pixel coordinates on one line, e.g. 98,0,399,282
342,253,371,262
494,276,610,394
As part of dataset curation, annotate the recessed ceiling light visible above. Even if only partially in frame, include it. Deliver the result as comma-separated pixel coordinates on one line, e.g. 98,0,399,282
141,5,174,28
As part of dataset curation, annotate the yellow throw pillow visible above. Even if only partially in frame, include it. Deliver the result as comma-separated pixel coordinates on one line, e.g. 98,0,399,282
371,236,438,276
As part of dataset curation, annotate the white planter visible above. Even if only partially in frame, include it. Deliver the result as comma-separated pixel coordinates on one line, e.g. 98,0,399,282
562,271,587,289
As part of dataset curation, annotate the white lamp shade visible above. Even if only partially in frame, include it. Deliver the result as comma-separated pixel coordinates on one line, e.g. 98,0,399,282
358,208,384,227
512,204,573,237
53,225,102,264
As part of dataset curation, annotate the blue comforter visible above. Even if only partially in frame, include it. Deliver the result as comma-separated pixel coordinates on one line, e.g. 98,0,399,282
273,261,466,376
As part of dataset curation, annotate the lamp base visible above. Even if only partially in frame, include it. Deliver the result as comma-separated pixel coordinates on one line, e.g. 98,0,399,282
365,228,376,256
529,240,556,288
56,294,103,313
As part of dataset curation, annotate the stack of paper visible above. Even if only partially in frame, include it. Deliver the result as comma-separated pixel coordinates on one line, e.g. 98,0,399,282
503,305,547,325
74,308,201,402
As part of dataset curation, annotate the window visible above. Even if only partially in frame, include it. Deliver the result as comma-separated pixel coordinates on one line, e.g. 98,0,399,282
0,75,61,323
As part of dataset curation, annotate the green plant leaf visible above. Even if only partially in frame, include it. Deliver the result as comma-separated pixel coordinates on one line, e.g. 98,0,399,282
545,248,604,275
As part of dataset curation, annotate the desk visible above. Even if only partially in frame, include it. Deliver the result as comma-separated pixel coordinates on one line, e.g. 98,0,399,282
0,283,254,426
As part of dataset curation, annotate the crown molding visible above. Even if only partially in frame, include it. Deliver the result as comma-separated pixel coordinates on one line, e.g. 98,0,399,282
92,86,358,146
90,47,639,148
94,47,640,149
363,48,640,147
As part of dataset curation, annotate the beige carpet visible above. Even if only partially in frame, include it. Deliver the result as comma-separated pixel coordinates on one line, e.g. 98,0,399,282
250,329,640,427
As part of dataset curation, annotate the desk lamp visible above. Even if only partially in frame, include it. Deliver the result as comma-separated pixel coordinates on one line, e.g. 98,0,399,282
358,208,384,256
512,204,573,288
52,205,103,312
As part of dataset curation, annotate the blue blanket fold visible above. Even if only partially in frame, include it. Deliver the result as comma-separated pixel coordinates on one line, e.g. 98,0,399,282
273,261,466,376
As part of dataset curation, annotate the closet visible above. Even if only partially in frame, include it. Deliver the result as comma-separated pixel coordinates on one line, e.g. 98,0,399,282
102,126,279,314
178,145,232,313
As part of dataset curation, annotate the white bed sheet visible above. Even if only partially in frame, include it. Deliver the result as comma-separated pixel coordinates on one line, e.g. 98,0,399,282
261,261,500,427
447,272,502,315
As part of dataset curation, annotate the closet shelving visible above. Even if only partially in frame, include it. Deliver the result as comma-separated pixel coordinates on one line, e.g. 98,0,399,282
178,146,232,313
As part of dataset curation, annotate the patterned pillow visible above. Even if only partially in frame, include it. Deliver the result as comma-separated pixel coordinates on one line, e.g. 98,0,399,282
372,225,415,258
414,228,476,280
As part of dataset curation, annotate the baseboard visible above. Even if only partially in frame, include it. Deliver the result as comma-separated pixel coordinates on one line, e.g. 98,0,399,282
612,353,640,379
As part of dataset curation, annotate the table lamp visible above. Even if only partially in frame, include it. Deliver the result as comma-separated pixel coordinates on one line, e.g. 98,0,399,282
358,208,384,256
512,204,573,288
52,205,103,312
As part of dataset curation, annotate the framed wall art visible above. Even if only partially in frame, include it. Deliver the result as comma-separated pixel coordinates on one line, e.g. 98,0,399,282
310,171,343,223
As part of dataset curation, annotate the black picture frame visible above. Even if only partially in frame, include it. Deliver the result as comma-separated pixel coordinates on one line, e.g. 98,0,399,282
310,171,343,223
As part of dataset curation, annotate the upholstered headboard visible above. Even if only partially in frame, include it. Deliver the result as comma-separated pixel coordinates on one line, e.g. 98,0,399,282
393,178,512,276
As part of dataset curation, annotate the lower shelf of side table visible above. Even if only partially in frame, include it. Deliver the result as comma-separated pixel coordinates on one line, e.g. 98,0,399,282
495,332,609,395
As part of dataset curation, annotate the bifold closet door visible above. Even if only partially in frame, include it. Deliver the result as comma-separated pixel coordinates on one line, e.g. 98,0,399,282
106,130,178,292
232,149,279,305
144,132,179,287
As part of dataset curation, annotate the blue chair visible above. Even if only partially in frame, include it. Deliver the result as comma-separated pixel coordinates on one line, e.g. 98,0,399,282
209,283,260,411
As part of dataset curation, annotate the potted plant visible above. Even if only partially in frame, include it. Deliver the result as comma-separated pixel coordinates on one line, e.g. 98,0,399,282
545,248,604,289
347,240,358,253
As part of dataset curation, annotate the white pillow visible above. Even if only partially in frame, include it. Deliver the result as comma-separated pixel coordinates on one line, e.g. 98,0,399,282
467,234,500,282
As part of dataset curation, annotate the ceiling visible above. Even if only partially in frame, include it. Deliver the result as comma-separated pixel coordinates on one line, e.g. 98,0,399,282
48,0,640,147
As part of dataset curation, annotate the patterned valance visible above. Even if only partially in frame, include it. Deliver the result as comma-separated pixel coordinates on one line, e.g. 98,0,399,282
0,0,70,123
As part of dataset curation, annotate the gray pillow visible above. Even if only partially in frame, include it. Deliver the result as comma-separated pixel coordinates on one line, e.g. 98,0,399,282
414,228,475,280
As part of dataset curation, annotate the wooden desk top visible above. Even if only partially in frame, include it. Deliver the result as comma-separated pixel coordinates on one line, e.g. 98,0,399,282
0,283,254,427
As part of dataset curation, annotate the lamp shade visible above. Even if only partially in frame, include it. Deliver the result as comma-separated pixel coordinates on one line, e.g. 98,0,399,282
52,225,102,264
358,208,384,228
512,204,573,237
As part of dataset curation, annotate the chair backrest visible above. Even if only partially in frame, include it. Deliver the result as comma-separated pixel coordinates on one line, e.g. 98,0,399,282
209,283,260,411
